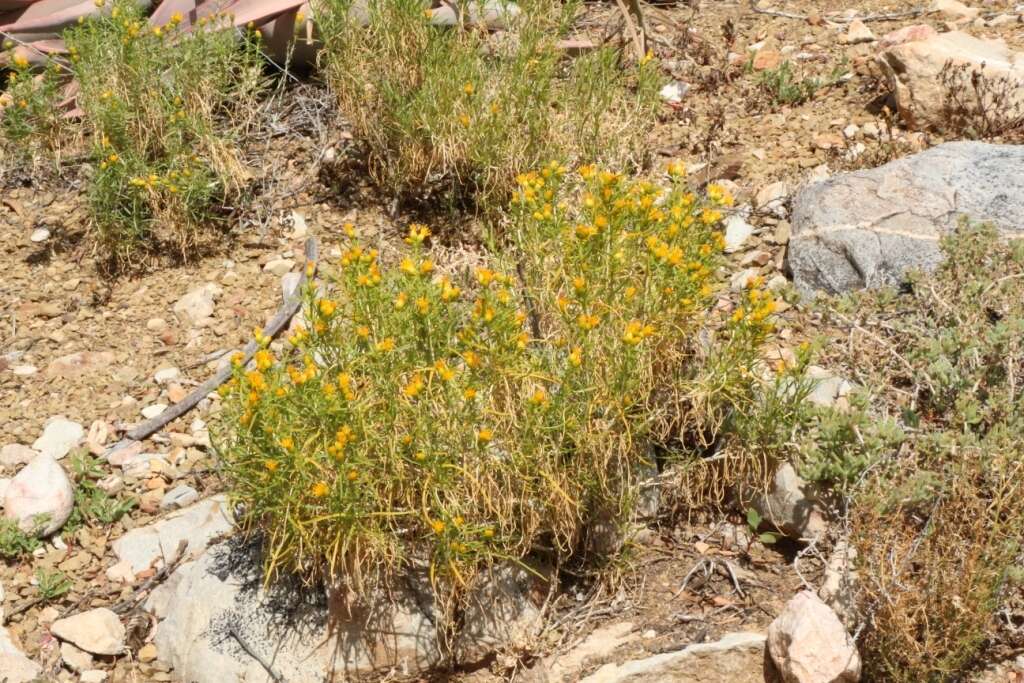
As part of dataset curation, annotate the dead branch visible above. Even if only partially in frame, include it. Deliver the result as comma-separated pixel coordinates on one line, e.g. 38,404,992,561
103,237,318,459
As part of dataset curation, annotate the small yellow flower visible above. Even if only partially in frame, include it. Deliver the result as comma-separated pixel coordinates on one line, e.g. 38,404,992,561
431,519,446,534
420,260,434,275
375,337,395,352
666,160,686,178
415,297,430,315
463,387,477,400
264,460,278,472
459,114,471,127
568,347,582,367
400,257,417,276
279,437,294,450
482,528,495,539
311,481,329,498
463,82,474,95
434,359,455,381
577,314,600,331
403,373,424,398
405,223,431,244
254,349,274,370
356,325,370,339
477,427,493,443
394,291,408,309
318,299,337,317
347,469,358,482
529,388,549,406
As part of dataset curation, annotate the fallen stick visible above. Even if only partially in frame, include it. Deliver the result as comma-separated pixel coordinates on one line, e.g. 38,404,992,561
751,2,928,23
103,237,318,459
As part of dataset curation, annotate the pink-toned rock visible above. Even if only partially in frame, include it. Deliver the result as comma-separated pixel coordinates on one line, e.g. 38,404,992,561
3,454,74,536
877,31,1024,130
878,24,937,49
768,591,861,683
752,49,782,71
85,421,111,455
45,351,116,379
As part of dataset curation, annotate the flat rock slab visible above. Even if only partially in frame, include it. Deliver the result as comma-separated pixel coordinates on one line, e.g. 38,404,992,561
788,142,1024,294
152,539,544,682
111,496,232,576
579,632,769,683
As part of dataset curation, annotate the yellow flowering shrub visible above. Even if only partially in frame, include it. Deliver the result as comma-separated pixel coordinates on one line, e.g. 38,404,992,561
317,0,661,213
217,164,777,615
60,0,264,268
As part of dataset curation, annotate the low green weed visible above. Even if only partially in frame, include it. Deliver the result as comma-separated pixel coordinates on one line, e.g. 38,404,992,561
34,567,72,601
66,451,135,527
316,0,661,214
0,518,41,559
754,59,847,107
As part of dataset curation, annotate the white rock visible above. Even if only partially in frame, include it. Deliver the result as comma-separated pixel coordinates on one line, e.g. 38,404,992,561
112,496,233,576
861,121,881,139
288,210,309,239
31,417,84,460
60,641,95,672
659,80,690,104
545,622,639,682
806,366,855,407
842,124,859,140
160,485,199,511
146,317,167,332
0,624,41,683
723,215,755,253
820,539,859,625
141,404,168,420
153,541,541,682
51,608,126,656
580,632,767,682
153,367,181,385
173,283,222,326
730,268,761,292
0,444,38,468
3,454,74,536
281,271,302,301
843,19,875,44
263,258,296,277
751,463,828,540
932,0,979,20
755,181,789,218
30,227,51,242
106,559,136,584
85,420,110,455
97,474,124,495
768,591,861,683
80,671,108,683
11,365,37,376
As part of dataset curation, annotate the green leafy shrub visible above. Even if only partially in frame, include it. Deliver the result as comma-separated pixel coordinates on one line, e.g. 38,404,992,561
216,164,776,626
60,0,265,267
800,223,1024,681
316,0,662,213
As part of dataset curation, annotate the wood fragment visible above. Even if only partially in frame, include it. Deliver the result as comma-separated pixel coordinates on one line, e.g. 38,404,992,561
103,237,318,459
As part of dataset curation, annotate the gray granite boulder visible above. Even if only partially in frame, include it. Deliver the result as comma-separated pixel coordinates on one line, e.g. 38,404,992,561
788,142,1024,294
